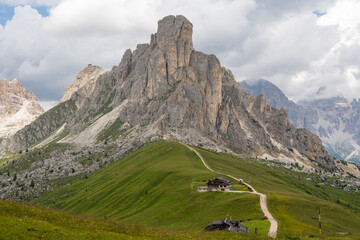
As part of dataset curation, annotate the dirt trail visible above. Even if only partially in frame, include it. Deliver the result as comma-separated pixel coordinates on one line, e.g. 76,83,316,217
183,143,278,238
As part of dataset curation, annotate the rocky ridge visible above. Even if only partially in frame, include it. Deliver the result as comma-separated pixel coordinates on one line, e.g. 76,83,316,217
241,80,305,128
1,15,358,200
0,78,44,139
2,15,346,168
241,79,360,164
60,64,105,104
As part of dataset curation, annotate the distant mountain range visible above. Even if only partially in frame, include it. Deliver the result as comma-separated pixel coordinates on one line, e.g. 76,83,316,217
241,79,360,164
0,78,44,139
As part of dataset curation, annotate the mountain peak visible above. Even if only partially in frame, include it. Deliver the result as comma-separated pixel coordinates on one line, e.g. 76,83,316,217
60,64,104,103
156,15,193,47
10,78,19,84
4,15,341,175
148,15,194,70
0,78,44,138
1,78,26,99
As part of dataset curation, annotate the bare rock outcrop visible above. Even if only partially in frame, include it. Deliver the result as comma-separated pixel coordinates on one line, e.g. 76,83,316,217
2,15,358,200
5,15,341,172
60,64,104,104
0,78,44,138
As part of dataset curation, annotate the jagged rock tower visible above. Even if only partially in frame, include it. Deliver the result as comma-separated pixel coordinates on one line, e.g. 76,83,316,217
4,15,342,171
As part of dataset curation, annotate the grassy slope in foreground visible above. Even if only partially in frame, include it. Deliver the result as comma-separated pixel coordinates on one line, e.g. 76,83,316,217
195,147,360,239
36,141,268,236
0,199,261,240
36,140,360,239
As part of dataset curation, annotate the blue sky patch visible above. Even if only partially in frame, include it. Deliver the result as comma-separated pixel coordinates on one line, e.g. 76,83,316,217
0,4,15,26
313,10,326,17
34,5,49,18
0,4,49,26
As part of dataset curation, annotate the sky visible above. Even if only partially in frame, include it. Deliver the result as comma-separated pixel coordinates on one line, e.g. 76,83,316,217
0,0,360,110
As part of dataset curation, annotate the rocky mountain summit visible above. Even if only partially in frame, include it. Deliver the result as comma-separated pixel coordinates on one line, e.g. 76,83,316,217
1,15,358,200
6,16,332,164
60,64,104,104
241,79,360,164
0,78,44,139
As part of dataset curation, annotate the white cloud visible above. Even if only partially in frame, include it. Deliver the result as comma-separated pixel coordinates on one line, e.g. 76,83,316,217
0,0,359,104
0,6,51,75
44,0,161,35
317,0,360,31
237,0,360,103
0,0,60,6
287,0,360,101
0,0,257,101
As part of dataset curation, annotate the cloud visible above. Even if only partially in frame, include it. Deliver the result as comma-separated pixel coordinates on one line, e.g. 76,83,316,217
233,0,360,102
317,0,360,30
0,0,359,105
0,2,158,100
0,0,257,101
44,0,161,35
284,0,360,101
0,0,60,7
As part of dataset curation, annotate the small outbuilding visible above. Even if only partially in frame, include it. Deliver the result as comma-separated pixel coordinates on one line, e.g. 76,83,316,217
204,218,249,233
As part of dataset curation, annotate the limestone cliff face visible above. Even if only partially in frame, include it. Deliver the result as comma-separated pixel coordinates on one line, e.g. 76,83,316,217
0,79,44,138
5,15,340,171
60,65,104,104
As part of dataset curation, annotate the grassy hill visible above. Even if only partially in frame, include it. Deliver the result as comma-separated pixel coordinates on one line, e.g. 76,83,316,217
0,199,259,240
35,141,269,237
34,141,360,239
195,147,360,239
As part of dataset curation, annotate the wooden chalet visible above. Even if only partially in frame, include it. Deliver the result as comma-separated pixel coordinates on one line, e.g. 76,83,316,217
207,177,232,191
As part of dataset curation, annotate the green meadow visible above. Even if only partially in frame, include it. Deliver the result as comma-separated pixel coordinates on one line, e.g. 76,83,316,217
195,146,360,239
36,141,267,235
1,140,356,239
0,199,266,240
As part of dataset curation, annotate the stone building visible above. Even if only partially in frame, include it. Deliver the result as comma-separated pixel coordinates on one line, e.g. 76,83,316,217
204,218,249,233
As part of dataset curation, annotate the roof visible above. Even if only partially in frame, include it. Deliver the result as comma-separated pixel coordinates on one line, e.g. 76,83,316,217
212,221,223,225
207,177,233,186
204,218,249,233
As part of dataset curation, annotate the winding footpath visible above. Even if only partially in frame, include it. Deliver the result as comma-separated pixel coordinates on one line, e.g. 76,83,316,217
183,143,278,238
